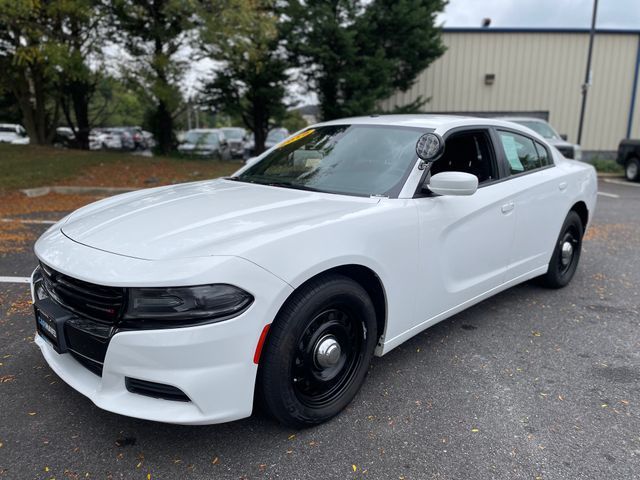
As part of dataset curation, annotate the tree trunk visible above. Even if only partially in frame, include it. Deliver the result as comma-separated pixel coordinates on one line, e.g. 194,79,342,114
71,80,91,150
252,100,267,155
156,100,173,154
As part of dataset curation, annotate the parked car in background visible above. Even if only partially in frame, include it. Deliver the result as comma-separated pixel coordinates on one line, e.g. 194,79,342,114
616,139,640,181
115,126,147,150
142,130,155,149
0,123,29,144
221,127,248,159
31,115,596,427
92,128,124,150
501,117,582,161
178,129,231,160
264,128,289,149
89,130,104,150
53,127,77,149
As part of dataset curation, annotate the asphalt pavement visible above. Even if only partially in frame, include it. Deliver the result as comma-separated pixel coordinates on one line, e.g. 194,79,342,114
0,178,639,479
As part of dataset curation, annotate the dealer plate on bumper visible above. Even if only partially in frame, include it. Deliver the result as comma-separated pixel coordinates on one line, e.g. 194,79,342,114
34,307,60,350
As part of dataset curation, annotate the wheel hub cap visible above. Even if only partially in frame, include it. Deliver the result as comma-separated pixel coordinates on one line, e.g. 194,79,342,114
314,335,341,369
561,241,573,266
628,163,638,179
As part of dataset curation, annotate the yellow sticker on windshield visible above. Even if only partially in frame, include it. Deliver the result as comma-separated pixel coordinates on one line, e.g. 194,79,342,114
277,129,315,149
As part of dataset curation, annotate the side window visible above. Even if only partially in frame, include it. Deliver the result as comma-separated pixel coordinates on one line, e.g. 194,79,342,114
429,130,497,184
535,141,551,167
498,131,544,174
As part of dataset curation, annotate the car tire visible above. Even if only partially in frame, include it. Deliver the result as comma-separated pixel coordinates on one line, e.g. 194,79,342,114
258,274,377,428
625,157,640,182
539,211,583,289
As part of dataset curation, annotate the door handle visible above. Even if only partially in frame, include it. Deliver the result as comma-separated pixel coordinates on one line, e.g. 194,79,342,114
559,182,568,191
501,202,515,214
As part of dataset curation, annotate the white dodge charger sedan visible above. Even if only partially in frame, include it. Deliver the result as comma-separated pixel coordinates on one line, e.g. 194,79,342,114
31,115,597,427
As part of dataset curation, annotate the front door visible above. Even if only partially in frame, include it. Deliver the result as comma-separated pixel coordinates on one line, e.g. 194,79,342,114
414,128,517,327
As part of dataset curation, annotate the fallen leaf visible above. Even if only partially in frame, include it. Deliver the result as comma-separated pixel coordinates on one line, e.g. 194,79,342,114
28,412,36,416
211,457,219,465
471,428,479,433
532,331,541,337
352,465,357,472
288,434,296,440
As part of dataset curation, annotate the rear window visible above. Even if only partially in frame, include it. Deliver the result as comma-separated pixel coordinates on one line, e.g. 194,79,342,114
498,131,552,175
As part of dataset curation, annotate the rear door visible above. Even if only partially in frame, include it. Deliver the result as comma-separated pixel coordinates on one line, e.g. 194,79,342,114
493,129,569,280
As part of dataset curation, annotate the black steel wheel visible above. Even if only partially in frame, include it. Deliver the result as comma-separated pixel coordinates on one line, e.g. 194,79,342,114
539,211,583,289
258,274,377,428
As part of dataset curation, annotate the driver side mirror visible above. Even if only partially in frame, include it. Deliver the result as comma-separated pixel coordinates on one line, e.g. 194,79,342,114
560,134,568,141
428,172,478,196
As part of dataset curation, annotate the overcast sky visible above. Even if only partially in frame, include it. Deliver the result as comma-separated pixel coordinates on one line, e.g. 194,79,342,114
438,0,640,29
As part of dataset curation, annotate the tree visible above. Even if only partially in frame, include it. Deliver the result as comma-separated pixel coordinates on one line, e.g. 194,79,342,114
110,0,197,153
199,0,291,155
284,0,446,120
0,0,107,147
0,1,60,144
54,0,109,149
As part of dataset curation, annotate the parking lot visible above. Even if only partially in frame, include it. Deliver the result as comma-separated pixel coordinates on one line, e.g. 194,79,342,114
0,178,638,479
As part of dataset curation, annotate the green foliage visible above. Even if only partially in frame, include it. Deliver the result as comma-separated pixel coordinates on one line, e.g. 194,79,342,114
110,0,198,153
281,110,308,133
590,158,623,174
199,0,291,154
90,76,147,127
0,0,109,146
283,0,446,120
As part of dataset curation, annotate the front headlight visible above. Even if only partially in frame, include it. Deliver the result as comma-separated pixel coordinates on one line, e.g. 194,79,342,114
122,284,253,328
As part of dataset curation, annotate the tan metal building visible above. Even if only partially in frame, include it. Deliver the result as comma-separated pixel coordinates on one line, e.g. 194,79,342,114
380,28,640,153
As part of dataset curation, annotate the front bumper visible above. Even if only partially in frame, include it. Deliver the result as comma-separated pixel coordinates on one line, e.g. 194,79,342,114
32,229,293,424
34,309,264,424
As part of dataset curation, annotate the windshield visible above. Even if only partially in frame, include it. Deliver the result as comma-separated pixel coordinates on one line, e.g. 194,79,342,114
235,125,424,197
184,131,220,146
222,128,244,140
266,130,288,143
515,120,559,140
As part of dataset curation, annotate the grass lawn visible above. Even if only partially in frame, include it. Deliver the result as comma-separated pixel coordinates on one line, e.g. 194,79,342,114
0,144,239,193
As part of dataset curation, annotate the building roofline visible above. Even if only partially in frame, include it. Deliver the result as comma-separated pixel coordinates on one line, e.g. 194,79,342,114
442,27,640,35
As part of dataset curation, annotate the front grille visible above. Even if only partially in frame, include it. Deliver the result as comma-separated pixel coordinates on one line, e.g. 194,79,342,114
41,263,125,324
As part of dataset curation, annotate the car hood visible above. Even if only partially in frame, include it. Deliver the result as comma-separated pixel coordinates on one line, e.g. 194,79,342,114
61,179,379,260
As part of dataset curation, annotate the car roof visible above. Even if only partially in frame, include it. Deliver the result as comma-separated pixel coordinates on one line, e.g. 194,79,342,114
188,128,221,132
314,114,533,132
497,116,549,123
0,123,21,128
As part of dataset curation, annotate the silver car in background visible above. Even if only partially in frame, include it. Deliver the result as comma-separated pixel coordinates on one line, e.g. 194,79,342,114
502,117,582,160
178,129,231,160
221,127,248,159
0,123,29,145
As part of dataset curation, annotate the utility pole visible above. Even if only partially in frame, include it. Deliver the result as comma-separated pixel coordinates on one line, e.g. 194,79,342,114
577,0,598,145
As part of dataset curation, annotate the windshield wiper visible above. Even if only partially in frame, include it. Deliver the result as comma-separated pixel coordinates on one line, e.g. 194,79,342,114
227,176,323,192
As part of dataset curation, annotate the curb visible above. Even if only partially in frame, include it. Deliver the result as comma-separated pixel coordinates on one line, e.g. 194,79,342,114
20,186,137,198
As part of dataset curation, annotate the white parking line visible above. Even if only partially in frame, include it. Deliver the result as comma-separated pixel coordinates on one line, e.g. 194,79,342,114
597,191,620,198
1,218,57,225
0,276,31,283
603,178,640,188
